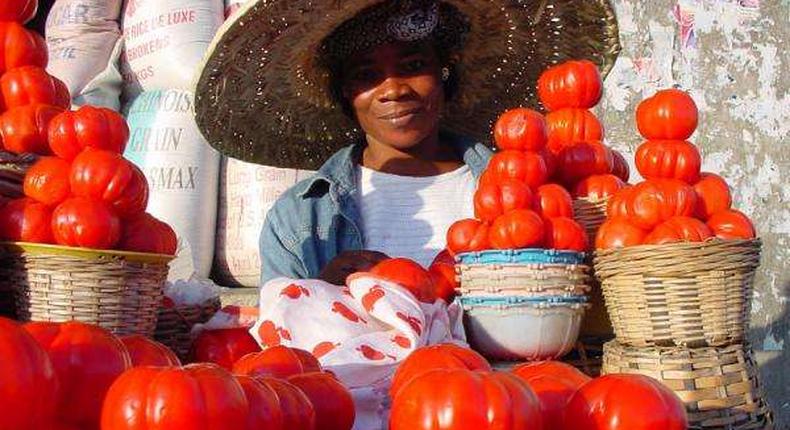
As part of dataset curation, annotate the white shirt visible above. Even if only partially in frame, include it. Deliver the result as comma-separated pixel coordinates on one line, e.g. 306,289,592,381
356,164,477,267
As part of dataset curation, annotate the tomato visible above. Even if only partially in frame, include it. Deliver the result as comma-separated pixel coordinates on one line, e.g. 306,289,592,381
595,219,648,249
541,147,558,178
635,140,701,184
558,141,614,185
25,321,131,429
564,374,688,430
0,104,64,155
533,183,574,219
428,250,458,303
545,108,604,154
100,364,248,430
235,375,285,430
446,218,490,255
493,107,547,151
288,372,356,430
69,149,148,218
612,149,630,182
370,257,437,303
544,217,588,251
51,197,121,249
627,179,698,230
512,361,591,430
259,377,316,430
707,209,756,240
191,328,262,371
390,343,491,399
474,178,533,222
573,173,626,200
489,209,545,249
0,0,38,23
23,156,70,206
120,335,181,367
606,186,635,219
47,106,130,161
0,22,47,75
538,60,602,111
644,216,713,245
390,369,543,430
119,212,178,255
693,172,731,220
233,345,322,379
482,150,549,189
0,66,70,110
0,197,53,243
636,88,698,140
0,317,58,430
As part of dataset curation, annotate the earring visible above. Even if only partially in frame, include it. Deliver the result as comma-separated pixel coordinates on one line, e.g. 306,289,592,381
441,66,450,82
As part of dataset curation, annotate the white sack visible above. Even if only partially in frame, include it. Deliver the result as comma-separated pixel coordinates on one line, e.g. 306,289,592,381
224,0,247,18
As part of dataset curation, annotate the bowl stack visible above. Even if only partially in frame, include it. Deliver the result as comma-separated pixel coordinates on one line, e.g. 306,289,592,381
456,248,591,361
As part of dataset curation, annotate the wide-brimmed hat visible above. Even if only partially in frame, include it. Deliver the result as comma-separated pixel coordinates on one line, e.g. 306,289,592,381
193,0,621,170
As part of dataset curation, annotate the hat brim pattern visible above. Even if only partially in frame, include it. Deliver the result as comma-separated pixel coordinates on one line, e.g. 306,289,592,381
194,0,621,170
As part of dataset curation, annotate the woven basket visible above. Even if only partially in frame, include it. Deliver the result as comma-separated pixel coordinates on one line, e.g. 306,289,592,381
3,242,172,337
603,341,774,430
155,297,222,359
572,197,609,245
457,262,591,297
562,335,611,378
594,239,761,348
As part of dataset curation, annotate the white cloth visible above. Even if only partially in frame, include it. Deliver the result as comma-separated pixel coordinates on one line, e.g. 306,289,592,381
356,164,476,267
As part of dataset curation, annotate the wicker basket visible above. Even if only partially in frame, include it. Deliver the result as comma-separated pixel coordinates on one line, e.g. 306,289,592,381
155,297,222,359
602,341,774,430
3,242,172,337
594,239,761,348
573,197,609,245
562,335,611,378
457,262,591,297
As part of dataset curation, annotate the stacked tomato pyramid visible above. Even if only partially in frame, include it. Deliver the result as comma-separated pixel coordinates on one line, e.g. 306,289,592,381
596,89,756,249
0,5,176,255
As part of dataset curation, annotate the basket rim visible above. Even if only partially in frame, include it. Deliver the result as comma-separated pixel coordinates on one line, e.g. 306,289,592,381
456,248,586,264
0,241,175,264
593,237,761,259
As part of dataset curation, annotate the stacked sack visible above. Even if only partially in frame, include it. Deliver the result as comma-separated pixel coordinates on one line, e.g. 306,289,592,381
594,89,773,429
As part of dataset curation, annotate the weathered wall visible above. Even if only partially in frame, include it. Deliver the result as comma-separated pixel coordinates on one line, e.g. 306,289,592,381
599,0,789,426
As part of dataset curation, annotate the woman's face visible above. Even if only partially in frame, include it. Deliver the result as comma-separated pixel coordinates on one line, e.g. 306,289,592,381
341,41,444,150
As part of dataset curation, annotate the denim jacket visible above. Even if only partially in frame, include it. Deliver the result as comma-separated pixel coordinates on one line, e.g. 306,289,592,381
259,133,493,285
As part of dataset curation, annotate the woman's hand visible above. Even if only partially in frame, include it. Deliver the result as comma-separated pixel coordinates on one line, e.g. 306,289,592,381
319,250,390,285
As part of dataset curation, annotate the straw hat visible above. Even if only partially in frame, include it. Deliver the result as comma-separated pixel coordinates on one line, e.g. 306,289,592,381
194,0,621,170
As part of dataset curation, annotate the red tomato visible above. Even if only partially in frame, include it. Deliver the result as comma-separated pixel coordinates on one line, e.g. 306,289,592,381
288,372,356,430
390,369,543,430
544,217,588,251
446,218,490,255
390,343,491,399
606,186,635,220
533,183,574,219
0,317,58,430
473,178,533,222
538,60,602,111
483,150,549,189
693,172,732,220
0,104,64,155
512,361,591,430
236,375,285,430
489,209,545,249
121,335,181,367
191,328,262,370
541,147,558,179
428,251,458,303
100,364,248,430
233,345,322,379
573,174,626,200
558,141,614,185
0,22,47,75
627,179,698,230
51,197,121,249
119,212,178,255
23,156,70,206
0,197,53,243
48,106,130,161
595,219,648,249
493,107,547,151
0,0,38,23
545,108,604,154
0,66,70,110
70,149,148,218
644,216,713,245
370,258,437,303
612,149,630,182
259,377,317,430
25,321,131,429
635,140,701,184
564,374,688,430
707,209,756,240
636,89,698,140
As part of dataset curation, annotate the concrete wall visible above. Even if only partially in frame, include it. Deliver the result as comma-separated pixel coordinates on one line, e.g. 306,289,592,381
599,0,789,426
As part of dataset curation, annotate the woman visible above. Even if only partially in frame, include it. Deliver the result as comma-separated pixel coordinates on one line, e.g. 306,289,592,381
194,0,620,286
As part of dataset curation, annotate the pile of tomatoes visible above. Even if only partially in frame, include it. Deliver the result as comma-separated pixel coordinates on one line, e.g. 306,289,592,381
596,89,756,249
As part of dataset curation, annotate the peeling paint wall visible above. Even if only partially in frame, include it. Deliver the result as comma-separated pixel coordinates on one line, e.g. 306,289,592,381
600,0,789,426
